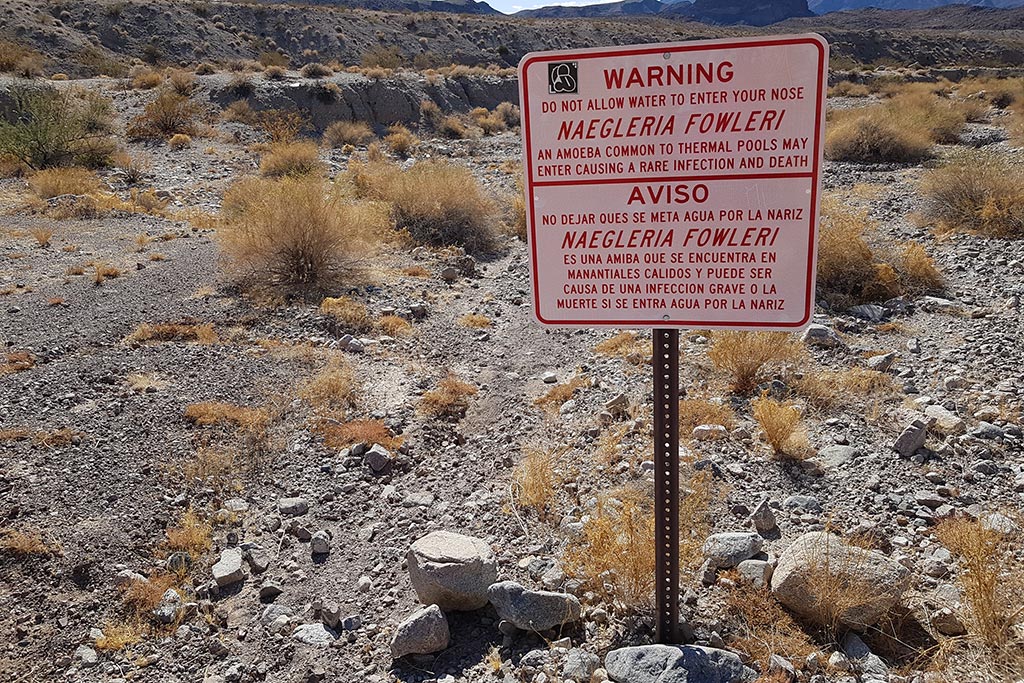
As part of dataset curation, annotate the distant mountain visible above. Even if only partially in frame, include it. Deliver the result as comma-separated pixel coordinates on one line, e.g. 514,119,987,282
517,0,812,23
260,0,501,14
810,0,1024,13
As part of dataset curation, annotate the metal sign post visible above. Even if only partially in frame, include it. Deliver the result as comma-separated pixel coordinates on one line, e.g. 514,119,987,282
653,328,680,643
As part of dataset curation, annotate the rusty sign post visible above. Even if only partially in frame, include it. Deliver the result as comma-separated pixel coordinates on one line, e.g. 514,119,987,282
519,35,828,645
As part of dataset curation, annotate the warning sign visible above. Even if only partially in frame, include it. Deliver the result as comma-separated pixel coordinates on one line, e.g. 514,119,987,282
518,34,828,329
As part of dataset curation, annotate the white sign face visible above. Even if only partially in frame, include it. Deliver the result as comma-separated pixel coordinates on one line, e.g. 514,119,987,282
518,35,828,329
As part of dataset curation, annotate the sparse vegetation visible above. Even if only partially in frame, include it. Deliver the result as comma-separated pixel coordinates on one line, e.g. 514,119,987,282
725,584,816,672
259,140,324,177
534,375,588,413
707,331,802,394
168,133,192,150
300,357,358,414
0,85,115,169
922,152,1024,237
27,167,100,199
219,176,384,295
751,394,809,458
163,508,213,559
594,331,649,365
320,296,374,333
379,315,412,337
0,528,57,557
458,313,492,328
314,418,403,451
324,120,375,148
512,447,559,518
678,398,735,437
127,91,204,140
419,374,477,419
382,124,418,157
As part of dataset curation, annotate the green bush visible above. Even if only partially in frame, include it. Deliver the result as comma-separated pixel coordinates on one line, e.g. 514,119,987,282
0,85,115,169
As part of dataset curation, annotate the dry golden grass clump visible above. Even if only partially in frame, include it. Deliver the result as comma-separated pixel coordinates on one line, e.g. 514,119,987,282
379,315,412,337
921,153,1024,238
27,167,100,199
458,313,492,329
222,99,258,125
383,124,419,157
494,101,520,127
125,322,217,345
300,62,332,78
127,91,204,139
935,515,1024,671
593,331,650,365
751,394,809,458
263,65,287,80
112,151,149,184
314,418,403,451
259,140,324,178
324,120,375,148
829,80,871,97
299,357,358,414
184,402,270,433
825,111,932,164
163,508,213,560
130,68,164,90
725,584,816,672
92,262,121,284
30,227,53,247
320,296,374,333
168,133,191,150
219,177,385,295
678,398,736,437
167,70,197,95
817,199,944,307
707,331,802,395
512,447,559,518
0,528,58,557
95,620,144,651
348,159,499,254
534,375,588,413
510,175,528,241
419,374,478,419
438,115,470,139
470,107,507,135
257,109,306,143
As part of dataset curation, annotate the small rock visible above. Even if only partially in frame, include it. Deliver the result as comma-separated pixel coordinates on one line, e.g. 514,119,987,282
292,623,337,646
749,498,777,533
487,581,582,631
563,649,600,682
865,353,896,372
153,588,183,624
736,559,773,588
841,632,888,680
892,418,933,457
605,644,754,683
931,608,967,636
278,497,309,517
801,324,844,348
407,531,497,611
311,530,331,556
211,548,245,587
924,405,965,435
364,444,394,473
74,645,98,667
692,424,728,441
703,532,763,568
390,605,450,659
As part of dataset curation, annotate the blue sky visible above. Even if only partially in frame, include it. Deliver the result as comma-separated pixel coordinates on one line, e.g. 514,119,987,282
495,0,622,14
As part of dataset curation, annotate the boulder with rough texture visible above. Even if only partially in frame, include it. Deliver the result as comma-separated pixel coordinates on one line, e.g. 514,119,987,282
407,531,496,611
771,532,910,630
605,644,754,683
390,605,450,659
703,532,763,569
292,623,337,646
211,548,245,587
487,581,581,631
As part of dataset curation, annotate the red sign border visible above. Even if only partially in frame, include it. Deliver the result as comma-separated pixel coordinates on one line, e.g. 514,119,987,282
518,34,829,329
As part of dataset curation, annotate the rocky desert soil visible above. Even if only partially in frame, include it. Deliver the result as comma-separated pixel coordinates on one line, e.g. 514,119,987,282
1,57,1024,683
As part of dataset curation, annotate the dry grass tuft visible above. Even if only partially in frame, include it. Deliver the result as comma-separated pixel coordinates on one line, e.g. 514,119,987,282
512,447,559,519
379,315,412,337
1,351,37,376
92,262,121,285
383,124,418,157
259,140,324,178
678,398,735,437
127,91,204,139
219,177,384,295
125,322,217,345
458,313,492,329
168,133,191,150
95,620,144,651
299,357,358,414
320,296,374,333
27,167,100,199
348,158,499,253
922,153,1024,237
935,515,1024,661
324,120,374,148
121,572,177,615
419,374,478,419
402,265,431,278
751,394,809,458
163,508,212,560
594,331,649,365
0,528,57,557
314,418,403,451
184,402,270,434
726,584,816,672
826,110,932,164
708,332,802,394
534,375,588,413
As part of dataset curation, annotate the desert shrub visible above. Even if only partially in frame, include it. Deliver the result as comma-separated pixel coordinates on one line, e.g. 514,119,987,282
300,62,332,78
829,80,870,97
324,120,374,148
825,112,932,163
0,40,45,76
0,528,57,557
470,107,506,134
219,176,384,294
168,133,191,150
817,198,943,307
27,167,100,199
678,398,735,437
127,91,204,139
361,46,402,69
320,296,374,333
163,508,212,559
300,357,358,413
512,447,559,518
314,418,403,451
534,375,588,413
0,351,36,376
167,70,197,95
349,159,499,253
195,62,216,75
707,331,802,394
419,374,477,418
751,394,808,458
50,74,69,82
259,141,324,177
922,153,1024,237
263,65,286,80
0,85,115,169
494,101,520,127
725,584,816,672
227,73,254,97
130,67,163,89
458,313,491,328
258,51,289,68
257,109,306,143
221,99,257,125
594,331,649,365
511,175,527,240
420,99,442,126
379,315,411,336
893,92,968,143
383,124,418,157
438,115,469,139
